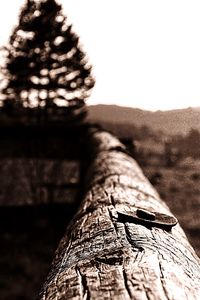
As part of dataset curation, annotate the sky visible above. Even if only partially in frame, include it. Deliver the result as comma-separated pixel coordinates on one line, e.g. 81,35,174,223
1,0,200,111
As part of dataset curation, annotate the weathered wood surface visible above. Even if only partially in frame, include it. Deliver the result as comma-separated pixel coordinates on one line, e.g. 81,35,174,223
40,130,200,300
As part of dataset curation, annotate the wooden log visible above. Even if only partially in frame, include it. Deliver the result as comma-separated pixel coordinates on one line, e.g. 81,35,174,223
39,130,200,300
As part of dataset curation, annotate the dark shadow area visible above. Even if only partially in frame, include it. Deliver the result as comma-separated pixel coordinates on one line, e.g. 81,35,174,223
0,123,89,159
0,119,95,299
0,204,77,300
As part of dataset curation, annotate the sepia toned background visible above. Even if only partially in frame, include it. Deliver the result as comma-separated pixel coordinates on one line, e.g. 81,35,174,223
0,1,200,299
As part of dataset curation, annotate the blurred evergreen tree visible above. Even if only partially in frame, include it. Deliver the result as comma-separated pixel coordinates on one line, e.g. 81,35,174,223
0,0,95,119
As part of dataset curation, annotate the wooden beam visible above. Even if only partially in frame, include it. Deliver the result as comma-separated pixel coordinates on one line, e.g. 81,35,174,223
39,130,200,299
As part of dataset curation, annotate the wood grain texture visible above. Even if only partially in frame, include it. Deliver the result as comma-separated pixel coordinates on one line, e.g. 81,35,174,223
39,131,200,300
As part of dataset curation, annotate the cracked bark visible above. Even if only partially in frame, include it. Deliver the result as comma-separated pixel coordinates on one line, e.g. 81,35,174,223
39,130,200,300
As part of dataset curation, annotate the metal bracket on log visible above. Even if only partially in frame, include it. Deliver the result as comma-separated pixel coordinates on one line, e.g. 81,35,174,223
115,208,178,231
39,130,200,300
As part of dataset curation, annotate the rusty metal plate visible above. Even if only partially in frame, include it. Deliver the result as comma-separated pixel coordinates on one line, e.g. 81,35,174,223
117,208,178,230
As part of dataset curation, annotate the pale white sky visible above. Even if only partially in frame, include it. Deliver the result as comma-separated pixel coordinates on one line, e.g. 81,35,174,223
1,0,200,111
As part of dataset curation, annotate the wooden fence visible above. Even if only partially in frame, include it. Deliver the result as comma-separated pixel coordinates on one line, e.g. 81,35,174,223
39,130,200,300
0,124,89,206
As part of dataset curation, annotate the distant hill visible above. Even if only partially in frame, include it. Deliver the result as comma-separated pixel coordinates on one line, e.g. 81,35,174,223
87,104,200,135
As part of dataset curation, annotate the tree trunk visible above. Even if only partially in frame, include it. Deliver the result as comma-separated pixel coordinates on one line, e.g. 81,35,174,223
39,130,200,300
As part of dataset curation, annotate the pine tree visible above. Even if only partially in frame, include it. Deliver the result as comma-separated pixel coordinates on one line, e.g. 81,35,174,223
0,0,95,115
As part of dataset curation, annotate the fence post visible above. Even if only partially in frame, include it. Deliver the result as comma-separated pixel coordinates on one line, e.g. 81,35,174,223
39,130,200,300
